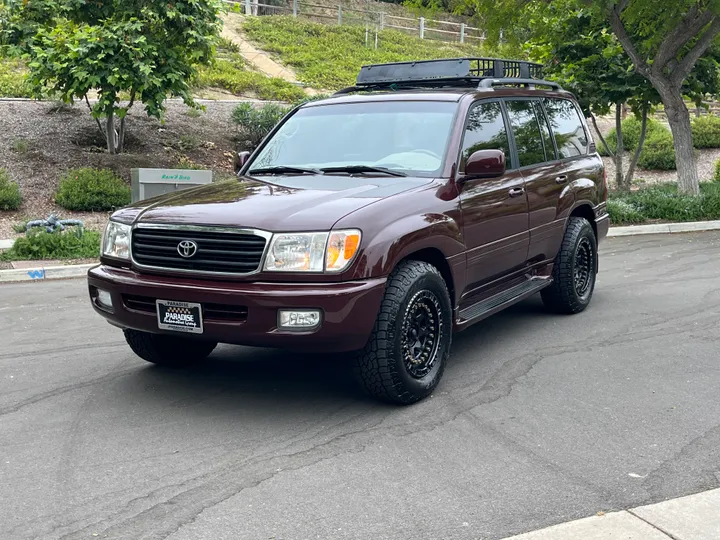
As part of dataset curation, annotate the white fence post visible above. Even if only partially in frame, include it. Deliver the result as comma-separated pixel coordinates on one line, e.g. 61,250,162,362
365,24,369,47
460,23,465,43
380,12,385,30
338,5,342,25
419,17,425,39
293,0,298,17
375,26,378,49
245,0,251,15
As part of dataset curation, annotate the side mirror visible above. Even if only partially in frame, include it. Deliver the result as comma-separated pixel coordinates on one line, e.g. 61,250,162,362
462,149,506,181
234,151,251,174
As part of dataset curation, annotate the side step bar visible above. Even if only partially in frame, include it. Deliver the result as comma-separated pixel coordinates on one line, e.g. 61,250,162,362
457,277,552,328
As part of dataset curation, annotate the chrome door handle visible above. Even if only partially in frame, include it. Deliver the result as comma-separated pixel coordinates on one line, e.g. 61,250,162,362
555,175,568,184
509,187,525,198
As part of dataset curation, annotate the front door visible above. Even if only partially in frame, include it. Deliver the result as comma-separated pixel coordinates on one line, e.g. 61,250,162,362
458,100,529,291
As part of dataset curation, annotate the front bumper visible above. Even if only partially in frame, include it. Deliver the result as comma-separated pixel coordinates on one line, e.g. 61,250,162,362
87,265,386,352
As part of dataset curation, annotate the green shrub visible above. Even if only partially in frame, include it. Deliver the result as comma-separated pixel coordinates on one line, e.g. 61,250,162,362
55,168,130,211
602,117,666,155
691,115,720,148
231,102,290,148
637,130,676,170
607,199,645,224
0,57,32,98
0,229,100,261
0,169,22,211
608,182,720,224
715,159,720,182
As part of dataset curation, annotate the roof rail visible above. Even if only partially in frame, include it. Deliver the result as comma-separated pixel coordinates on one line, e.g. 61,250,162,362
478,78,564,91
332,57,549,95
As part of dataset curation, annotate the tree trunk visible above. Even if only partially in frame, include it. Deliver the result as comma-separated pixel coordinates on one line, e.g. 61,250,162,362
625,104,648,186
590,112,614,157
614,102,625,190
658,85,699,194
118,116,126,154
105,112,117,155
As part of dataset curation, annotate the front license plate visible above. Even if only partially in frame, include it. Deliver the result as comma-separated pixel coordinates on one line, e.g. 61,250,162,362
157,300,203,334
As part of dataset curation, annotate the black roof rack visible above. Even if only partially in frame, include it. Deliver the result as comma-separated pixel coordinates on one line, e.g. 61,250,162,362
333,57,562,95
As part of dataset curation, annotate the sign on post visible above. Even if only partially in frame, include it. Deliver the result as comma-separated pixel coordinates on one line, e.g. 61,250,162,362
130,168,213,203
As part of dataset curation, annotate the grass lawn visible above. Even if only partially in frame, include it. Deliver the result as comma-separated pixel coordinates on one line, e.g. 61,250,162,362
241,16,518,90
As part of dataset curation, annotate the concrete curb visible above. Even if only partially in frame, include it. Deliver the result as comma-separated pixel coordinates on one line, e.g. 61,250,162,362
0,263,95,283
607,219,720,237
504,487,720,539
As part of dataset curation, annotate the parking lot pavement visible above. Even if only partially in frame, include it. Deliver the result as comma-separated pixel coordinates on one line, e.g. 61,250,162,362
1,231,720,540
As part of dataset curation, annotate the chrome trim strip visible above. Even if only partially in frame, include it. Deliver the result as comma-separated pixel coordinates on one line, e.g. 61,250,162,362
130,223,273,278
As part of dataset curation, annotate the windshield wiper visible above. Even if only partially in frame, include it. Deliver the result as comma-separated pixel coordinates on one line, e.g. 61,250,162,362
248,166,322,176
320,165,407,177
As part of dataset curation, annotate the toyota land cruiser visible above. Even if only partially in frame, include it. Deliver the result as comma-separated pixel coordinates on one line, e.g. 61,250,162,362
88,58,609,404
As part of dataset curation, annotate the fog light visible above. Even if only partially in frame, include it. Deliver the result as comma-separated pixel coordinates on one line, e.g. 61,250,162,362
96,289,114,311
278,309,321,330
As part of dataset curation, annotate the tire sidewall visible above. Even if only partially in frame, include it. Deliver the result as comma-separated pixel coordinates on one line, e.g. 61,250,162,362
389,271,453,397
568,220,598,308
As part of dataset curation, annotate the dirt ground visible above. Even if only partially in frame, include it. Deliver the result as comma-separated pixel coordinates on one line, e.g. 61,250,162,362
0,99,244,239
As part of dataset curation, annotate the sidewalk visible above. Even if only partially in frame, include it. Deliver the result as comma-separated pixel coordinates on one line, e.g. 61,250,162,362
504,488,720,539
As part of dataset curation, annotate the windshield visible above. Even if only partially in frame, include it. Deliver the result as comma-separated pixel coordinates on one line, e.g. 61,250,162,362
250,101,457,177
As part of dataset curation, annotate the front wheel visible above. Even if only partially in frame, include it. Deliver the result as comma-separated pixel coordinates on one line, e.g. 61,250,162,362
124,329,217,367
354,260,453,405
541,216,598,314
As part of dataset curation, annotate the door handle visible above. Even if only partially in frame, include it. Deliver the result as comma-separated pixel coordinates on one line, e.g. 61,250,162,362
555,175,568,184
508,187,525,198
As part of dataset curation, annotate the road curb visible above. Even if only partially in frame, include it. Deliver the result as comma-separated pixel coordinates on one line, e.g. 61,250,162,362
608,219,720,237
0,263,95,283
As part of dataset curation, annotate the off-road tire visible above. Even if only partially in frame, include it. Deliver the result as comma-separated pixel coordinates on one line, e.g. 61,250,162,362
124,329,217,367
541,216,598,314
354,260,453,405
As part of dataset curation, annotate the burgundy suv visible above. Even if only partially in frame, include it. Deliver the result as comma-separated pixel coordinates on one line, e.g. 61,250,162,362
88,58,608,404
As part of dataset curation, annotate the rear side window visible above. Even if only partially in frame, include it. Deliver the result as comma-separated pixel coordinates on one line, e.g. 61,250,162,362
533,101,556,161
505,100,547,167
460,101,511,172
543,98,589,158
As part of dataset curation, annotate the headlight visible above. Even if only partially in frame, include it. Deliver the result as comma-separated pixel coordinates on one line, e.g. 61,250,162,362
264,229,361,273
102,221,131,260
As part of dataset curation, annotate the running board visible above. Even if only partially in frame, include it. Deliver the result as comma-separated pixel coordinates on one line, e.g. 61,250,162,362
457,277,552,327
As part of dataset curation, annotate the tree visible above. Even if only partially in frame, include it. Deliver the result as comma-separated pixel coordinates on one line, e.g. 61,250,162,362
525,1,660,189
1,0,223,154
464,0,720,194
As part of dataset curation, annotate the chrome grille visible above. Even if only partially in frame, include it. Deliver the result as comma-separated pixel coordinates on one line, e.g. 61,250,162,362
131,226,269,275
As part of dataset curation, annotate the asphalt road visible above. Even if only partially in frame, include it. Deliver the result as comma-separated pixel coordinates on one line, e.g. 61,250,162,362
2,232,720,540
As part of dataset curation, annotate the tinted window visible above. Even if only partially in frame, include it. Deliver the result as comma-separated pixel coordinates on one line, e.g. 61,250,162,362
460,101,511,172
543,98,588,158
505,100,546,167
534,101,556,161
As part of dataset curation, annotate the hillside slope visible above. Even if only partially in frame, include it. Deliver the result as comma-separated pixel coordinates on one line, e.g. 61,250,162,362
239,16,497,90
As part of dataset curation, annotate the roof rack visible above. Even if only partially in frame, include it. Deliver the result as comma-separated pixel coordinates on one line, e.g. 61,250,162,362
333,57,562,95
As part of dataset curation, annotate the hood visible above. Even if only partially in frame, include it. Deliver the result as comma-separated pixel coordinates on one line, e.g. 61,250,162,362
121,175,431,231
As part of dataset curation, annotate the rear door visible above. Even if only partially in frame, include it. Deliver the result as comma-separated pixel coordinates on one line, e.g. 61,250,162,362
504,98,567,264
527,97,593,262
458,99,530,290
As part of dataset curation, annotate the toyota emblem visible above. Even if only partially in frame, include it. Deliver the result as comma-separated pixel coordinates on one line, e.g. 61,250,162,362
177,240,198,258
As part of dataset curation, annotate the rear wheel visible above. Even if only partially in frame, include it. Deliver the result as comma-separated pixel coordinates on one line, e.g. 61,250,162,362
124,329,217,367
354,260,453,405
541,216,598,314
